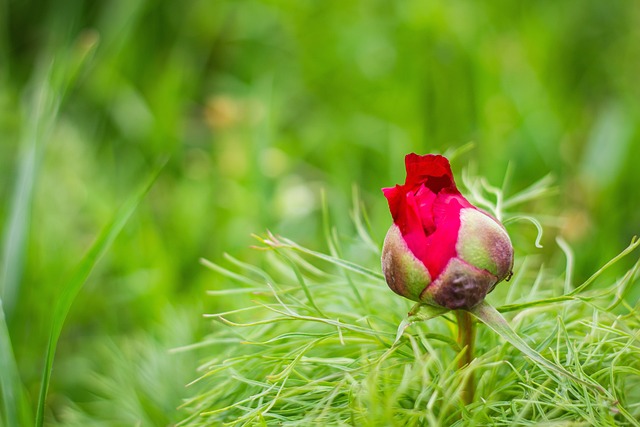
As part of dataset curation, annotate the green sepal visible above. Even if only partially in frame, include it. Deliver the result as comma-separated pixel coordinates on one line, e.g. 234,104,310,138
394,302,448,345
457,208,513,280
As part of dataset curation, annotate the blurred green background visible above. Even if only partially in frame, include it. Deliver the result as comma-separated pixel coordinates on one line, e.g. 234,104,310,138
2,0,640,424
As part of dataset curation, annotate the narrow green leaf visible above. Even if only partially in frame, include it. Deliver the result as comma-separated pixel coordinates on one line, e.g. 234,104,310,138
1,40,98,319
556,236,575,295
569,237,640,296
394,303,448,345
497,295,578,313
498,237,640,314
270,248,326,317
607,257,640,311
469,300,606,395
321,190,367,310
502,215,544,248
501,174,557,209
259,233,385,282
0,65,60,318
350,185,380,255
444,141,476,161
35,163,164,427
0,300,32,426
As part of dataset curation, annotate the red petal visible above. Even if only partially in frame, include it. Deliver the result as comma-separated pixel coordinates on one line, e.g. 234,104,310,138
404,153,455,192
383,185,428,248
400,190,430,262
383,153,475,280
382,185,403,225
414,185,437,235
420,193,471,278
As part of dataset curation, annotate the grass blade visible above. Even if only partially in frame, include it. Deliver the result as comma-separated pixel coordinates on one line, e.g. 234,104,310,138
34,163,164,426
0,65,60,318
569,236,640,296
0,300,32,426
258,233,385,281
469,300,606,395
1,37,98,318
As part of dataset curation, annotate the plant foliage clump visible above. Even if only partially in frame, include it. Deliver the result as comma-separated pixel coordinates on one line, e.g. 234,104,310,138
180,175,640,426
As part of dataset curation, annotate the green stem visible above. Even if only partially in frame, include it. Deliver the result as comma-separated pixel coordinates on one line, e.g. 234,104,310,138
455,310,475,405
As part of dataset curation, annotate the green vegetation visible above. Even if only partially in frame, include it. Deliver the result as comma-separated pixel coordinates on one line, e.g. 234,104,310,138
179,174,640,426
1,1,639,425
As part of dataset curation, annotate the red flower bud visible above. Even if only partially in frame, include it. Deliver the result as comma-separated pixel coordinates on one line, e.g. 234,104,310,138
381,153,514,309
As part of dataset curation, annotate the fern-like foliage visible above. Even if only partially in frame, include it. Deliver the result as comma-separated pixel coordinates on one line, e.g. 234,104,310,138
180,173,640,426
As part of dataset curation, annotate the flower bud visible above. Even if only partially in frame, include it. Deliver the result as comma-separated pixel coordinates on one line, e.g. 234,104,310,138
381,153,513,310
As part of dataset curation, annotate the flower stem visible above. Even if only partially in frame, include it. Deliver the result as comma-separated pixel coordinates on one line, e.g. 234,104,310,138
455,310,475,405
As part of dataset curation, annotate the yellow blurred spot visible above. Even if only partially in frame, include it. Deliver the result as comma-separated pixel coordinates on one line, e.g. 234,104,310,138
204,95,242,130
561,209,592,242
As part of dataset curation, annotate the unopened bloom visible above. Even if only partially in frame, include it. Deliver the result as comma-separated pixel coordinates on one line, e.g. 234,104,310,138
381,153,513,309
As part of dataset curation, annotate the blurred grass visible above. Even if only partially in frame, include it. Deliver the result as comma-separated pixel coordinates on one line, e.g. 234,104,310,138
1,0,640,424
35,162,163,426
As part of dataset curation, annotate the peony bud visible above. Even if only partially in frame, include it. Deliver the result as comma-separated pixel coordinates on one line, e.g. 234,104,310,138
381,153,513,310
